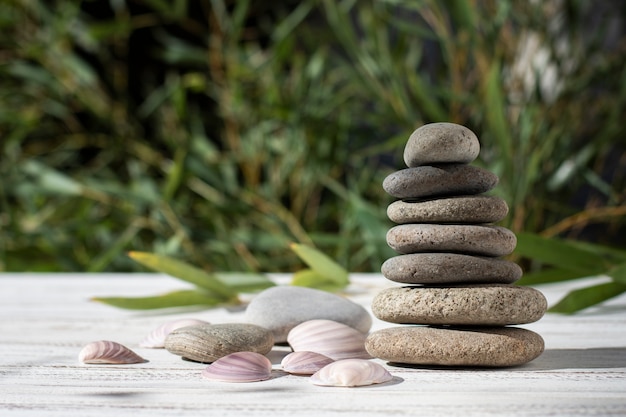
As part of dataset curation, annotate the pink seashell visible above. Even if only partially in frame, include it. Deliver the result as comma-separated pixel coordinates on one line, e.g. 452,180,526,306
78,340,147,364
139,318,209,348
281,351,334,375
201,352,272,383
287,319,371,360
310,359,393,387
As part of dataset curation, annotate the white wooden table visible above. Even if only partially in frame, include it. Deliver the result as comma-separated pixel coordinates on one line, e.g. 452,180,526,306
1,273,625,416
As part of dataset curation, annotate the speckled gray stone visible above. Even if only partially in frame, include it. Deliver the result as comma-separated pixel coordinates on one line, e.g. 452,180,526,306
164,323,274,363
365,326,545,367
381,253,522,284
387,195,508,224
404,123,480,167
371,285,547,325
386,224,517,256
244,286,372,343
382,164,498,199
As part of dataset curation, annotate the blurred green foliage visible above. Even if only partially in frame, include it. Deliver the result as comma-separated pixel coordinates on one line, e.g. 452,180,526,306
1,0,625,273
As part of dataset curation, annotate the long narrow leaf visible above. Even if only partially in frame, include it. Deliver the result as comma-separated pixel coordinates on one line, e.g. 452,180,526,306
289,243,349,286
549,281,626,314
607,262,626,284
291,269,346,293
515,232,609,274
91,289,232,310
517,267,588,286
214,272,276,292
128,251,236,299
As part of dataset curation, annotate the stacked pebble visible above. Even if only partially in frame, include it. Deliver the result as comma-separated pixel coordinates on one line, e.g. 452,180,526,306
365,123,547,367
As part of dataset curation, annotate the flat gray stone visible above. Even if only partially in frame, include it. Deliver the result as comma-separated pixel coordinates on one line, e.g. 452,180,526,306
381,253,522,284
164,323,274,363
371,285,547,325
365,326,545,367
387,195,508,224
386,224,517,256
404,123,480,167
383,165,498,199
244,286,372,343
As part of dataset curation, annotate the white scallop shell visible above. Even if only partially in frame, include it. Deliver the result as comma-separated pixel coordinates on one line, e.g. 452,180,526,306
281,351,334,375
201,352,272,383
78,340,147,364
310,359,393,387
287,319,371,360
139,318,209,348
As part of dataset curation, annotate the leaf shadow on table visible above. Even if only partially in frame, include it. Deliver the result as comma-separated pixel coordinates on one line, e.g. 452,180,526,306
521,347,626,371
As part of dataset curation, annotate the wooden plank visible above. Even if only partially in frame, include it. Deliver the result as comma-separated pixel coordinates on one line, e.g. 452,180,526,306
1,273,626,416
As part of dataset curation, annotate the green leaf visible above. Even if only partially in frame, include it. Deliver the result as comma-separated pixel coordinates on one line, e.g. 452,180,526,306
291,269,346,293
515,232,609,274
128,251,237,300
549,281,626,314
289,243,349,286
517,267,588,286
91,289,231,310
607,262,626,284
214,272,276,292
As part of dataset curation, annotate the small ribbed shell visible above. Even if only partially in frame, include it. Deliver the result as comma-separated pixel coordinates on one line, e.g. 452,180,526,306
287,319,371,360
139,318,209,348
201,352,272,383
310,359,392,387
78,340,147,364
281,351,334,375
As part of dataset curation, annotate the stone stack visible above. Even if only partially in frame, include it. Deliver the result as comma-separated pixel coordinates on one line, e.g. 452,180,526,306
365,122,547,367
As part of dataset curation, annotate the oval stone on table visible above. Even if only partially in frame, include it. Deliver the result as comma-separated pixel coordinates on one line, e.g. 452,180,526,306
164,323,273,363
365,326,544,367
404,122,480,167
244,286,372,343
386,224,517,256
382,165,498,199
387,195,508,224
371,285,547,326
381,253,522,284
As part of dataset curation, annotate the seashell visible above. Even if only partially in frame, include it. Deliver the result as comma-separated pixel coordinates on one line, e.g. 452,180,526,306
281,351,334,375
139,318,209,348
310,359,393,387
78,340,147,364
201,352,272,383
287,319,371,360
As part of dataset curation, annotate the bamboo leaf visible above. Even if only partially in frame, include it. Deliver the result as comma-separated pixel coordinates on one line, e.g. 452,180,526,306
291,269,346,292
289,243,349,286
517,267,588,286
127,251,236,299
607,262,626,284
91,289,231,310
549,282,626,314
515,232,609,274
214,272,276,292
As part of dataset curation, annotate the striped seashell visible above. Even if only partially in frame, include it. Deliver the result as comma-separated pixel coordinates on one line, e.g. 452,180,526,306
281,351,334,375
310,359,392,387
139,318,209,348
78,340,147,364
201,352,272,383
287,319,371,360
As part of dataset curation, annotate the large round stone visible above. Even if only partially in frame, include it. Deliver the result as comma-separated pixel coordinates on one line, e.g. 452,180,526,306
244,286,372,343
371,285,547,325
381,253,522,284
164,323,274,363
382,165,498,199
386,224,517,256
387,195,508,224
365,326,545,367
404,123,480,167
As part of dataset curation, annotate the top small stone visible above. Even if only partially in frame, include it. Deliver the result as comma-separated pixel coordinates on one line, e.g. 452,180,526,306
404,122,480,167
